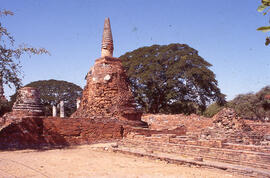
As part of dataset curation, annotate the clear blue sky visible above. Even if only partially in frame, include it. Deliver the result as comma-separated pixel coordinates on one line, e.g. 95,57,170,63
1,0,269,100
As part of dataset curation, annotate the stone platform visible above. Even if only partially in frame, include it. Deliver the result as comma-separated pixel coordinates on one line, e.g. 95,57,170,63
112,145,270,178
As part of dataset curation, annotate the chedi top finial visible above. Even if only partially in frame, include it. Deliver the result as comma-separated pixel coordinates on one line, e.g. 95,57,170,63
101,17,114,57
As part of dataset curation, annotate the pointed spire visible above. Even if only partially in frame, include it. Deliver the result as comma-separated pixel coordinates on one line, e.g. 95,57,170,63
101,17,114,57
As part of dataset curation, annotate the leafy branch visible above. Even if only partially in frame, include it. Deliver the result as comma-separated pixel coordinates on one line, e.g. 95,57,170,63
0,10,49,89
257,0,270,45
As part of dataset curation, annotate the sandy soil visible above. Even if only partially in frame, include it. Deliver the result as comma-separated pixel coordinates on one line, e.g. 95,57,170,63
0,144,244,178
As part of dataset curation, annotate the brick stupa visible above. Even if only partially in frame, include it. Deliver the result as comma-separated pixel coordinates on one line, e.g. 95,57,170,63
1,87,44,120
12,87,44,116
72,18,141,121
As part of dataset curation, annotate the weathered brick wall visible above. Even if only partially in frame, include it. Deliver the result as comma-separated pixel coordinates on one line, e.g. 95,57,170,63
142,109,268,145
0,116,125,149
246,122,270,134
123,125,186,137
0,117,45,149
200,108,265,145
142,114,212,131
43,117,124,145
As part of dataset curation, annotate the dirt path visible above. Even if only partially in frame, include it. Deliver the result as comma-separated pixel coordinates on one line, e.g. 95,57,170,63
0,145,244,178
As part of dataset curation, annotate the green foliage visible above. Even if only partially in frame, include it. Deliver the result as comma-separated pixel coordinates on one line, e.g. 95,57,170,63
257,26,270,32
203,102,225,118
120,43,225,114
11,80,83,117
257,0,270,45
257,0,270,12
266,37,270,46
0,10,49,89
228,86,270,121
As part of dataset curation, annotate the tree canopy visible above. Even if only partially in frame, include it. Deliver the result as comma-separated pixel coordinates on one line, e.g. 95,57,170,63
228,86,270,121
120,43,225,114
12,80,83,117
0,10,49,89
257,0,270,46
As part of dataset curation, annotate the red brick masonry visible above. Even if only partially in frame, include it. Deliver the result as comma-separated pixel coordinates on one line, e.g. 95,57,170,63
0,116,125,149
72,56,141,121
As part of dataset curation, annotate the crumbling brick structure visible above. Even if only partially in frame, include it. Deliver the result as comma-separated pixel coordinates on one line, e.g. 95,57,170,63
2,87,44,120
117,108,270,175
12,87,44,116
0,18,146,150
0,116,126,149
72,18,141,121
0,87,44,132
199,108,264,145
142,114,211,131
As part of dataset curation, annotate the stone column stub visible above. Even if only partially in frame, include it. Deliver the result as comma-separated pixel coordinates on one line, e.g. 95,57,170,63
0,73,7,102
60,101,64,118
52,105,57,117
76,98,81,109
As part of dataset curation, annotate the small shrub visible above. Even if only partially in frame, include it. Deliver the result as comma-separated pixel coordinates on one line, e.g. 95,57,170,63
203,103,225,118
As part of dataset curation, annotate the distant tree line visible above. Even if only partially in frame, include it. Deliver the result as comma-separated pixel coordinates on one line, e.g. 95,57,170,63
228,86,270,121
204,86,270,121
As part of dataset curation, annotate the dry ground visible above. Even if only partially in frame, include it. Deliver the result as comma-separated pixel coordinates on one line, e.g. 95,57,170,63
0,144,245,178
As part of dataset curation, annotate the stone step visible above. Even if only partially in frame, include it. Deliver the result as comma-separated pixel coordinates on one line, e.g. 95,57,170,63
118,139,270,170
112,146,270,178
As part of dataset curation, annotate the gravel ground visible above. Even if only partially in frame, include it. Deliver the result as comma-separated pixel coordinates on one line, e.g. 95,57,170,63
0,145,245,178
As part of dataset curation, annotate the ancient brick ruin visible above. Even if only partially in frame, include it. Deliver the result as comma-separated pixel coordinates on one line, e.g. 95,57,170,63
116,109,270,177
0,18,269,177
0,87,43,123
12,87,44,116
0,82,144,149
0,87,44,134
0,116,125,149
72,18,141,121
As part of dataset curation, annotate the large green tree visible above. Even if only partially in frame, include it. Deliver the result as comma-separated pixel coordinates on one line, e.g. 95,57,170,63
228,86,270,121
0,10,48,89
120,43,225,114
11,80,83,117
